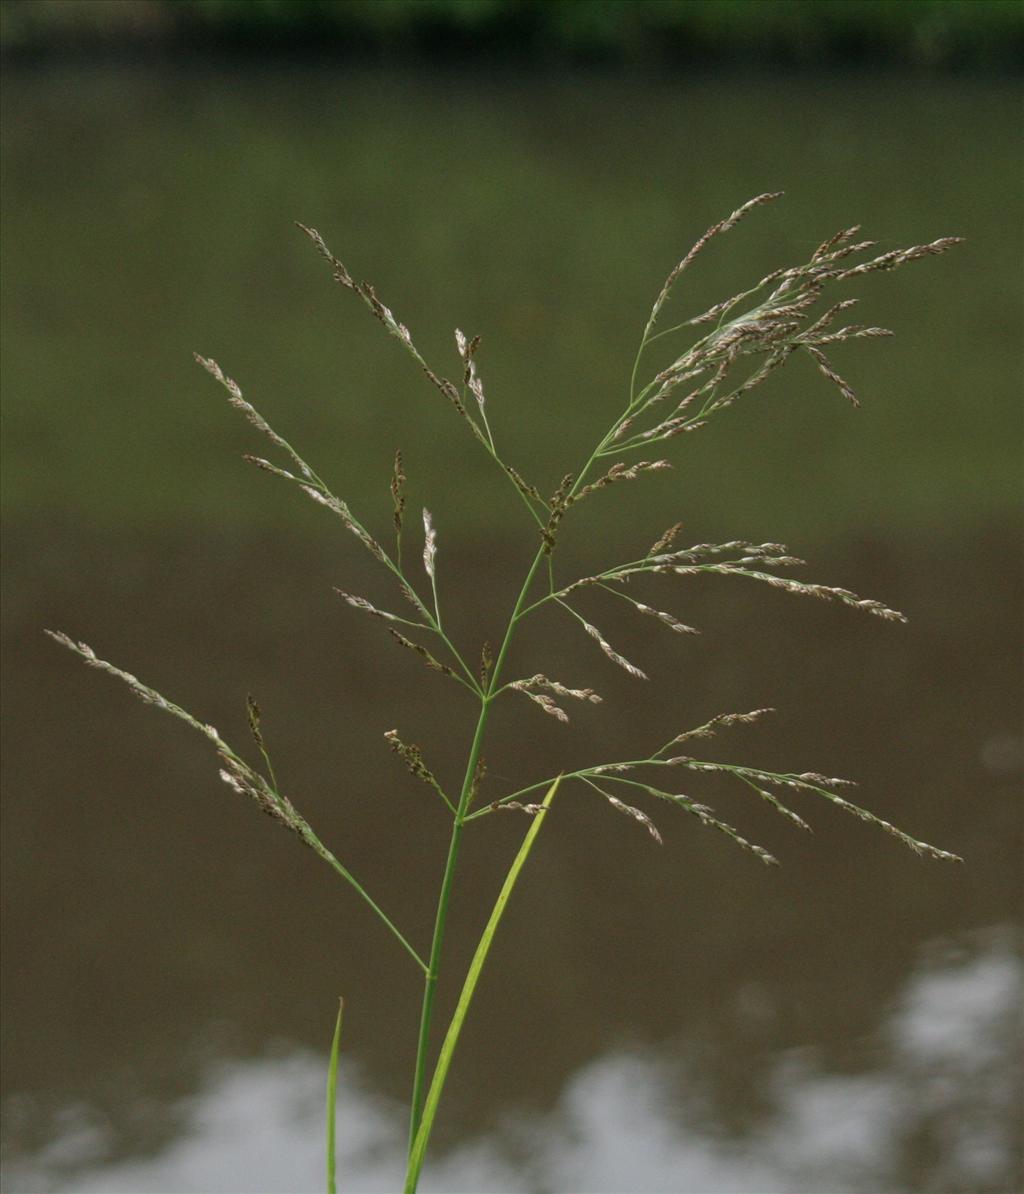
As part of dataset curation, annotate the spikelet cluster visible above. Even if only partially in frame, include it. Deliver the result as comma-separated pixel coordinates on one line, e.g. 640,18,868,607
611,196,962,452
510,674,603,723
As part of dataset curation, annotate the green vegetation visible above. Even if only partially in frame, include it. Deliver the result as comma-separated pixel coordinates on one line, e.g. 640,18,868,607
48,195,961,1189
3,0,1022,68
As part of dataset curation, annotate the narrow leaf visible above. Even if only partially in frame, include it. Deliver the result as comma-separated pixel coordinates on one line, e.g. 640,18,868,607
404,776,561,1192
326,997,344,1194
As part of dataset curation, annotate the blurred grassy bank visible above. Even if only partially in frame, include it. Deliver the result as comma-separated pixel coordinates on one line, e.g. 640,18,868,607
3,0,1022,70
3,66,1019,546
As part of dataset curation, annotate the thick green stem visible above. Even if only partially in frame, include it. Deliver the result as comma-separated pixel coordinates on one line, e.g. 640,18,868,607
405,698,490,1151
402,415,625,1179
401,378,640,1183
405,545,549,1155
404,776,561,1194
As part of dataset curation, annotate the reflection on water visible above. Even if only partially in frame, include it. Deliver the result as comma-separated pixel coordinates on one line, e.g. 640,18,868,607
6,929,1019,1193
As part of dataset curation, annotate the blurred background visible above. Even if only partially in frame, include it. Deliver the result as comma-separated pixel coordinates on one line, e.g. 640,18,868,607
2,2,1021,1191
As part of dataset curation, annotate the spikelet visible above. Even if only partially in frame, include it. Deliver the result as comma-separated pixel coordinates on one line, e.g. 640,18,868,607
669,708,775,744
818,788,962,861
646,192,784,333
297,224,477,435
45,633,337,857
594,788,663,844
579,619,648,680
45,631,222,744
668,759,960,861
510,674,603,723
667,793,779,866
493,801,546,816
653,539,791,564
300,485,387,563
246,694,267,753
746,783,812,832
569,460,671,506
194,354,316,481
810,325,893,346
218,752,303,836
708,566,907,622
334,589,404,623
728,766,961,861
729,769,812,831
391,450,406,537
514,689,569,723
454,329,486,414
542,473,575,554
243,455,297,482
812,225,862,261
514,675,602,703
384,729,439,788
386,628,456,679
803,344,860,407
468,756,487,807
294,221,356,289
628,600,699,636
422,509,437,579
648,522,684,557
833,237,964,280
504,465,546,506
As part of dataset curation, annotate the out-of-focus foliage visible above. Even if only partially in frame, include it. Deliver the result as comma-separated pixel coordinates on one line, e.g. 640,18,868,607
2,0,1021,69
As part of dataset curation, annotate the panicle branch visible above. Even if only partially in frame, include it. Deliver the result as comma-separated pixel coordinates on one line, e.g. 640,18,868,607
196,355,393,568
43,632,396,870
555,540,904,630
296,223,486,445
476,703,958,863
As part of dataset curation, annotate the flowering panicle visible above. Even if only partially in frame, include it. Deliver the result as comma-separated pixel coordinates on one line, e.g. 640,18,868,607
49,201,962,1039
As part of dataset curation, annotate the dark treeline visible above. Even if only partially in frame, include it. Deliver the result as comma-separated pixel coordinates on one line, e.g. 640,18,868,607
3,0,1022,70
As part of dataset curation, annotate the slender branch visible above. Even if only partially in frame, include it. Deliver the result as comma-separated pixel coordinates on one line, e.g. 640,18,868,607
44,631,429,973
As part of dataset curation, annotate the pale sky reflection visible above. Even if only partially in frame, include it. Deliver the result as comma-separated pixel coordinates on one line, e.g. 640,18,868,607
6,930,1019,1194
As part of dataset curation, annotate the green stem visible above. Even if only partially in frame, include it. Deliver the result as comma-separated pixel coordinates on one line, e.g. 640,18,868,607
404,776,561,1194
405,697,491,1151
405,543,549,1155
403,367,648,1181
403,415,629,1174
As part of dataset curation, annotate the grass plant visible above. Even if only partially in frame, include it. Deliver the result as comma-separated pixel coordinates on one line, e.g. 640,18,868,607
48,193,962,1191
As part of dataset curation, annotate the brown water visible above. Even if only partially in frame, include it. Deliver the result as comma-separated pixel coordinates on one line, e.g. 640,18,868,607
2,64,1021,1193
